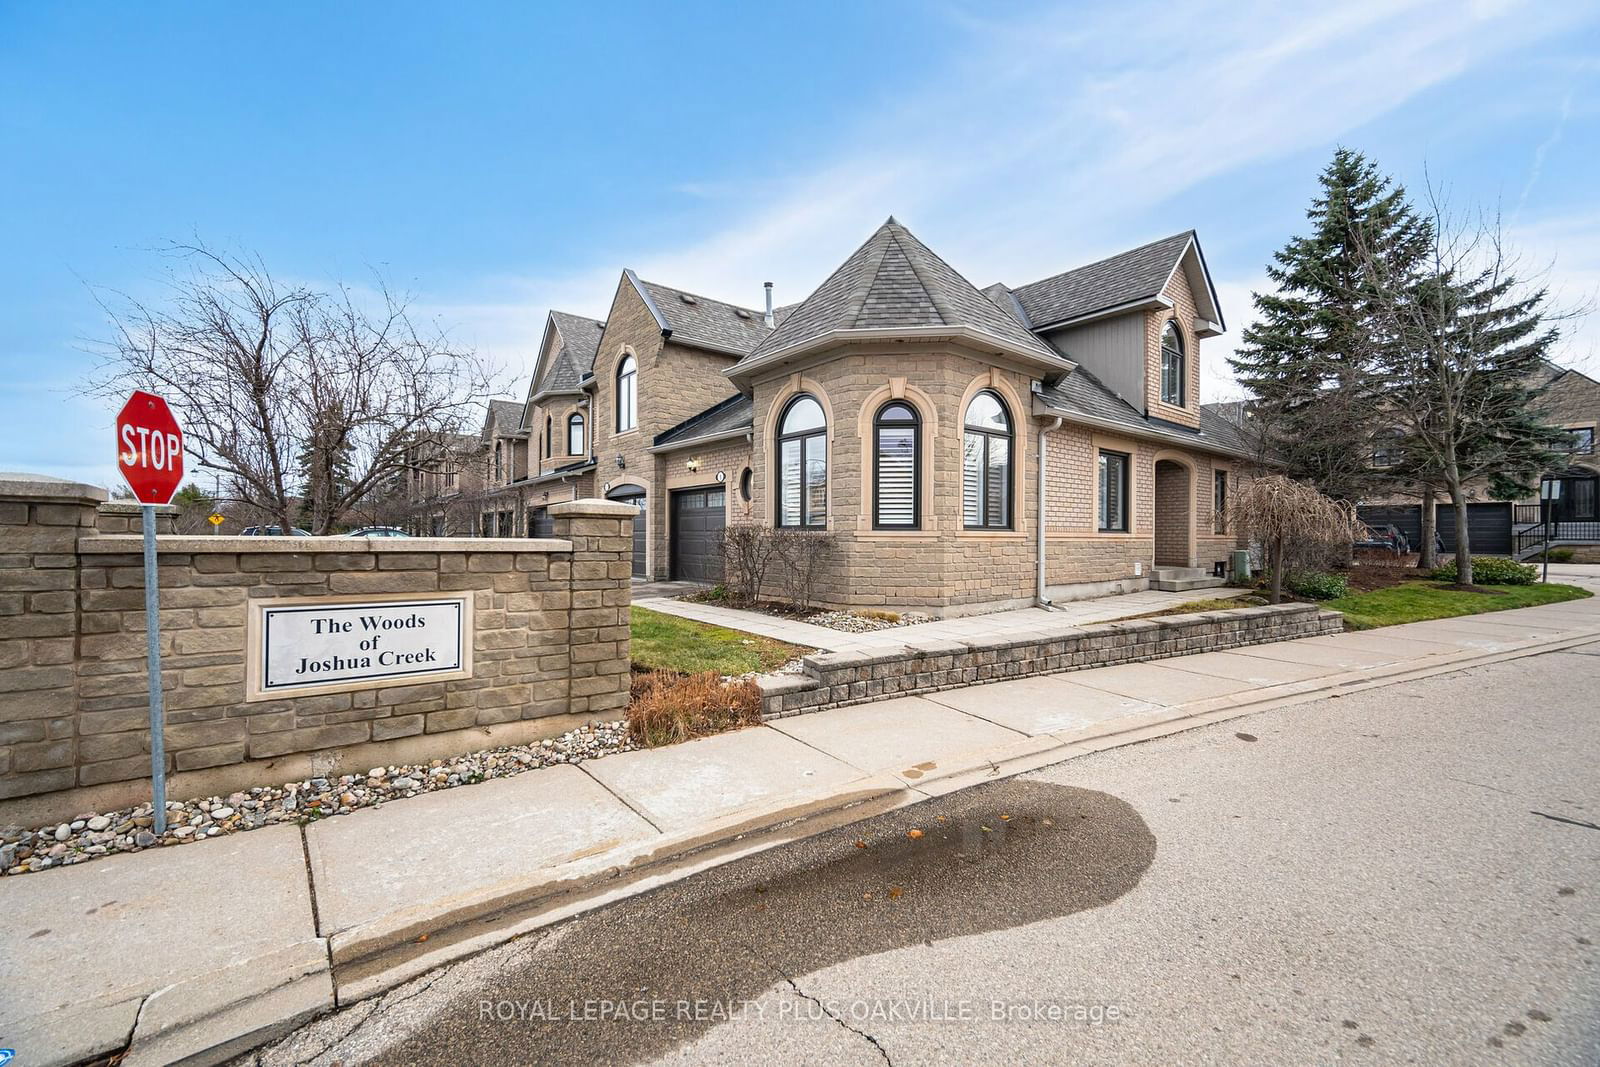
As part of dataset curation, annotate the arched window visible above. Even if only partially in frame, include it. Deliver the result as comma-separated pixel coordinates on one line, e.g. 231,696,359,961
963,391,1012,529
545,416,552,458
616,355,637,432
493,441,503,483
873,401,920,529
776,394,826,527
567,413,585,456
1160,321,1185,406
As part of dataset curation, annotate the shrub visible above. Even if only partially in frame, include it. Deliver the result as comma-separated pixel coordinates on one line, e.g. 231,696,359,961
627,669,762,747
770,528,834,611
722,524,778,607
1286,571,1349,600
1432,556,1536,585
1533,547,1574,563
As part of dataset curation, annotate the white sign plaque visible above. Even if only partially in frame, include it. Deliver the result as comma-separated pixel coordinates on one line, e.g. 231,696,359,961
247,594,473,700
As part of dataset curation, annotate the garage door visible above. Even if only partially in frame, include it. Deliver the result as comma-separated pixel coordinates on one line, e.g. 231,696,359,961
607,489,647,577
1357,502,1513,555
671,487,726,582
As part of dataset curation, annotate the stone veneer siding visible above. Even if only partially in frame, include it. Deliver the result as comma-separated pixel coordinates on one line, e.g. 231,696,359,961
0,480,634,823
759,603,1341,718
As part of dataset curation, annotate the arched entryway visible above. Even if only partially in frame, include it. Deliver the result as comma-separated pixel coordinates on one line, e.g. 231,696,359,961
606,485,647,577
1153,458,1194,568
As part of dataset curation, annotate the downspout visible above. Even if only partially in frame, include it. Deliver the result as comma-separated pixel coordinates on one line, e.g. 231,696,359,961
1036,416,1063,607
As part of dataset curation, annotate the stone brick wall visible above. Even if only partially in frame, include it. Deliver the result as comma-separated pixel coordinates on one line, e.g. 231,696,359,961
1143,264,1204,429
0,479,634,822
759,603,1342,718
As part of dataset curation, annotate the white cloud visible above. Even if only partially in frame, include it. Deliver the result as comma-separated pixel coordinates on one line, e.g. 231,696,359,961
422,0,1597,393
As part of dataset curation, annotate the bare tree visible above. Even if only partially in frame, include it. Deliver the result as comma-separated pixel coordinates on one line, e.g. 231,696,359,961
86,242,495,534
1228,475,1363,604
1355,188,1572,586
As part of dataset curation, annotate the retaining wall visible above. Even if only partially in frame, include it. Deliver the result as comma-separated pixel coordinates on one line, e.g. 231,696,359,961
0,475,635,822
758,602,1343,718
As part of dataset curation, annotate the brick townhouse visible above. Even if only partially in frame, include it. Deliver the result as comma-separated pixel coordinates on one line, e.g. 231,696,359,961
429,217,1253,615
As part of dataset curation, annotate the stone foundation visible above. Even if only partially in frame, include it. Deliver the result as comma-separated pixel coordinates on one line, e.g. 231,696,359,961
758,602,1343,718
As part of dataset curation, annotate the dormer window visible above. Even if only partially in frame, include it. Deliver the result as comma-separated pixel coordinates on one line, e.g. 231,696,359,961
1160,321,1185,407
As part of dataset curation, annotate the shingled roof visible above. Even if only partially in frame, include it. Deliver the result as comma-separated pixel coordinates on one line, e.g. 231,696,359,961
653,393,754,449
1035,367,1250,457
633,277,773,356
540,311,605,392
732,218,1066,374
1010,231,1197,329
482,399,526,440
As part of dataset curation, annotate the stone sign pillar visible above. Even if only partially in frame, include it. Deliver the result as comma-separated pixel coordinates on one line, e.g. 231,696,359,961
0,476,107,800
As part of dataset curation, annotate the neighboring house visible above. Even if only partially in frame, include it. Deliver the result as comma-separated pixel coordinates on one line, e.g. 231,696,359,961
404,431,483,536
471,217,1250,614
1359,360,1600,559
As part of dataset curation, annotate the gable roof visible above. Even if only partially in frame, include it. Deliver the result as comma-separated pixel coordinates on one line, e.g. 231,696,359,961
1009,231,1221,330
482,399,525,440
544,311,604,385
731,218,1067,378
624,272,773,356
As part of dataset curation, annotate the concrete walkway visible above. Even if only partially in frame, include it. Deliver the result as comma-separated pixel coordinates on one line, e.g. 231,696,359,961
635,584,1253,652
5,578,1598,1066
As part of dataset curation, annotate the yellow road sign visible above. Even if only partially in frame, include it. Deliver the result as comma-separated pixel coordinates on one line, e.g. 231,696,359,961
207,513,224,526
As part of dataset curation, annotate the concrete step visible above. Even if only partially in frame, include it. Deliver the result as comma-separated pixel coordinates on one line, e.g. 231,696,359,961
1151,575,1228,592
1151,567,1207,581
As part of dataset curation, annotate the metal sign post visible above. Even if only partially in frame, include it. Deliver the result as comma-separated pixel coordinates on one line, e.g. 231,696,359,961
116,390,185,835
142,504,169,833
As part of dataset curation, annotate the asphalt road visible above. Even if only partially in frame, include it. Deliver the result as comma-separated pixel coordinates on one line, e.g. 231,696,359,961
244,642,1600,1066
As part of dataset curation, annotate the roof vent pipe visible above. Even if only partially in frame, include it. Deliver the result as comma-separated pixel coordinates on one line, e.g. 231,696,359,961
763,282,775,329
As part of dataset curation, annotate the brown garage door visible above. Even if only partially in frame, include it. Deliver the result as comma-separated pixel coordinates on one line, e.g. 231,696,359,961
671,487,726,583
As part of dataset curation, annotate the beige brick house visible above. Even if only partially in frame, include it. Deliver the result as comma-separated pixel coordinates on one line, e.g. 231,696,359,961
442,217,1252,614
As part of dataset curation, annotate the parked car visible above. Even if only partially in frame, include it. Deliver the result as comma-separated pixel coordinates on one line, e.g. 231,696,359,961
239,525,313,536
344,526,411,538
1354,523,1409,555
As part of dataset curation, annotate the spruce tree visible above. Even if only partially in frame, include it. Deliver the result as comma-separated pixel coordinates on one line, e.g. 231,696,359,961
1230,148,1431,507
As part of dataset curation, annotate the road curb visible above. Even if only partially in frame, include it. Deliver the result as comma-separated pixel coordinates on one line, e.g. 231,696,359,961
324,622,1600,1009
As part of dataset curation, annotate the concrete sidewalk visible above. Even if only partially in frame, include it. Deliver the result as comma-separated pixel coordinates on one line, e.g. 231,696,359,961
5,586,1598,1066
635,585,1253,653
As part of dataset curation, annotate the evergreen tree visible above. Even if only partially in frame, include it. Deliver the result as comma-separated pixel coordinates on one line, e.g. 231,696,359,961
1230,148,1432,506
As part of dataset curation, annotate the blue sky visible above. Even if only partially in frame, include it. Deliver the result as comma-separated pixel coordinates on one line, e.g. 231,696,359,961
4,0,1599,488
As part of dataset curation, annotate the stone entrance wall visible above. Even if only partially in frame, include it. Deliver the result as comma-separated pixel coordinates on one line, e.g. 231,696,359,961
0,476,635,823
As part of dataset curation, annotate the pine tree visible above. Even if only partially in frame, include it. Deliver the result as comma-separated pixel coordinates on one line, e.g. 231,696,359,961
1230,148,1432,507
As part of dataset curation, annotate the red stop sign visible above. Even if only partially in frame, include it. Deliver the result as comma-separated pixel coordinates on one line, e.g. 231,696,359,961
116,390,185,505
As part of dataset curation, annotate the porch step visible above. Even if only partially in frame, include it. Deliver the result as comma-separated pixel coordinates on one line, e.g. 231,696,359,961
1149,567,1226,593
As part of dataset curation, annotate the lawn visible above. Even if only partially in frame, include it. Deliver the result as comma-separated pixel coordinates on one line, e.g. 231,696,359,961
630,606,806,675
1325,582,1591,630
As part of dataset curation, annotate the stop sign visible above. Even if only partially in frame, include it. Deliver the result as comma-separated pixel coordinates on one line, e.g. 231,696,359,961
116,390,185,505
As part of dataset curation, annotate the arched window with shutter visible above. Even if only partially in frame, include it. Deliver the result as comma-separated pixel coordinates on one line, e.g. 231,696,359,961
873,401,920,529
963,391,1012,529
776,394,826,527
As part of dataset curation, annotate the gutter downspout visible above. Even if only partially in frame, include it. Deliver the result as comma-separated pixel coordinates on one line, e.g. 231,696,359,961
1036,416,1063,607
